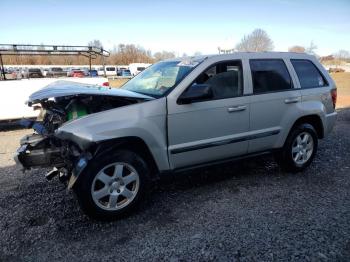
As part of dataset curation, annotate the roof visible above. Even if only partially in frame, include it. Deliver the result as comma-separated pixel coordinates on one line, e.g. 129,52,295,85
168,52,315,63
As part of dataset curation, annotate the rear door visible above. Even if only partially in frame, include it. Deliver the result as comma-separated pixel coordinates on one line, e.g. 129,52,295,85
248,59,301,153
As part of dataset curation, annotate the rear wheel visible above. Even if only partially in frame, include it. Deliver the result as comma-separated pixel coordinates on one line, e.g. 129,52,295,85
278,123,318,172
73,150,150,220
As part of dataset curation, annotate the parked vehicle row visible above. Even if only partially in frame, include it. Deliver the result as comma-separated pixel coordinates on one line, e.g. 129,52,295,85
3,63,151,79
4,67,101,79
96,66,133,77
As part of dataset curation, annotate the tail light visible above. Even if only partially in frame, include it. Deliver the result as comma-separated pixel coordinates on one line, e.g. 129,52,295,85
331,88,337,109
102,82,109,87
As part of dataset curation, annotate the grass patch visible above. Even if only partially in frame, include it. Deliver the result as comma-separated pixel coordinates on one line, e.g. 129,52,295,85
331,72,350,90
109,78,129,88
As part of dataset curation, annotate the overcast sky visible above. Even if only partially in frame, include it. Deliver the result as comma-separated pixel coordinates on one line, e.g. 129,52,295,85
1,0,349,56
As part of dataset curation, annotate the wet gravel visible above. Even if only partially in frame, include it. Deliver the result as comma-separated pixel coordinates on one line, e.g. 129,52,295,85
0,109,350,261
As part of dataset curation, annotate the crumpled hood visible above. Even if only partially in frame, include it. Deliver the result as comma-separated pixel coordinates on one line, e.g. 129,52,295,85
28,80,154,103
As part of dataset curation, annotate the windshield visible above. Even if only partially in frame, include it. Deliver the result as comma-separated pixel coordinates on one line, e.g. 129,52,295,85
121,60,200,97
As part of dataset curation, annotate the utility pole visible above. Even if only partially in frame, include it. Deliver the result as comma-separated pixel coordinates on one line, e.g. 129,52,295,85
0,54,6,80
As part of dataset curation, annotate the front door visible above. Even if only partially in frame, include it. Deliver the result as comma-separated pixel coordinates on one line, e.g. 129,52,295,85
167,60,250,169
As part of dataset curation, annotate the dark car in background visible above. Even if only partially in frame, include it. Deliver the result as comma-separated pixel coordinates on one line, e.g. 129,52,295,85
329,67,345,73
117,69,132,77
88,69,98,77
22,68,43,78
120,69,132,77
47,67,67,78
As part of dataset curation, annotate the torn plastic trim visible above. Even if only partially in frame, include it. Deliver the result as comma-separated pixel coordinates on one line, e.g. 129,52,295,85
14,145,24,168
55,129,93,151
18,119,48,135
15,140,63,170
67,153,91,190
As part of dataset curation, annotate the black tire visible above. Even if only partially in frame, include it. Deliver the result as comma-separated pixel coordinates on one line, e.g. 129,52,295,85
278,123,318,172
73,150,151,220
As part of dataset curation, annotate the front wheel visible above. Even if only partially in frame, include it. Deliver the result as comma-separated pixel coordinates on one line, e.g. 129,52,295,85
73,150,150,220
278,123,318,172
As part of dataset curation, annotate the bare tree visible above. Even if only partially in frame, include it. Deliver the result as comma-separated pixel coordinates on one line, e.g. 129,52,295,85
109,44,154,65
193,51,202,56
88,39,103,49
288,45,305,53
334,50,350,61
236,29,274,52
153,51,176,61
305,41,317,56
333,50,350,67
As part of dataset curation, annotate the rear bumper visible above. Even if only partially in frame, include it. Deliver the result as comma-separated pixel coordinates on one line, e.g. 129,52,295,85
324,111,337,137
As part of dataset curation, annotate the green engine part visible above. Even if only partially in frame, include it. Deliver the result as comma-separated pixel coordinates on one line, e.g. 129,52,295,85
67,103,88,120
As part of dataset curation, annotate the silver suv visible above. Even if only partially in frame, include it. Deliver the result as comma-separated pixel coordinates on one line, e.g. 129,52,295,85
15,52,337,220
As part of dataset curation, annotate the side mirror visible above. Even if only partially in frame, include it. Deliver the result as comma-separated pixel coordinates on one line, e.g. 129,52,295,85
178,84,213,104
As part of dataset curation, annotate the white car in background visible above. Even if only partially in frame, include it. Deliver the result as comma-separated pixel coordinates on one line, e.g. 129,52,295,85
0,77,109,121
97,66,118,76
97,67,104,76
129,63,151,76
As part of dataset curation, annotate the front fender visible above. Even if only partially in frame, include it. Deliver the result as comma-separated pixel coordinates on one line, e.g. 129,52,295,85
56,97,170,172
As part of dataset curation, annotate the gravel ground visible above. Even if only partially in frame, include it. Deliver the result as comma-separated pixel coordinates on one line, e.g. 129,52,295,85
0,109,350,262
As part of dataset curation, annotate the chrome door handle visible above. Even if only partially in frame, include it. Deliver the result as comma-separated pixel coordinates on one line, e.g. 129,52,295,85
227,105,247,113
284,97,300,104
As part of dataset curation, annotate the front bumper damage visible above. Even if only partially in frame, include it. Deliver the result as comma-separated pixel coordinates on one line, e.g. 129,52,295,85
15,133,63,169
14,126,92,189
14,80,152,190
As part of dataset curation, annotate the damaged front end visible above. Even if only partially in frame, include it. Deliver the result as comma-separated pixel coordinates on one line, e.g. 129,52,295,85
15,81,153,188
15,129,84,185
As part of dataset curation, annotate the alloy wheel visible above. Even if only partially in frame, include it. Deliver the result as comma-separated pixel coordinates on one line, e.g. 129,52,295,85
91,162,140,211
291,132,314,165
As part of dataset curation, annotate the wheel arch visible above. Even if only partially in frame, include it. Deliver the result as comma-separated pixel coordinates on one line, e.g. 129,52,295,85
290,114,324,139
276,119,319,172
93,136,161,181
280,114,324,149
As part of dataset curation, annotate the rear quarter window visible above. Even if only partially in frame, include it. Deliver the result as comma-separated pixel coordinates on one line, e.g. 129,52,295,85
291,59,328,88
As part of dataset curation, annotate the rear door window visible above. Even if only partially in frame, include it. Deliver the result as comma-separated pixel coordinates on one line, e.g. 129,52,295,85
250,59,293,94
291,59,327,88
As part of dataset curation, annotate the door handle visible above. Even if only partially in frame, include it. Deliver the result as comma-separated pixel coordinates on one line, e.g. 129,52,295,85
227,105,247,113
284,97,300,104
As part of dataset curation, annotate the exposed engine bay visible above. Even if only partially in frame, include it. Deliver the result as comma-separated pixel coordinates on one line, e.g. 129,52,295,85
23,93,139,135
15,81,152,185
